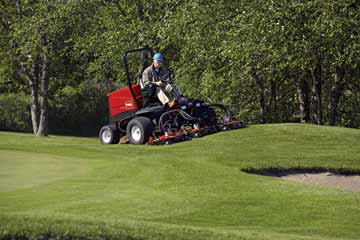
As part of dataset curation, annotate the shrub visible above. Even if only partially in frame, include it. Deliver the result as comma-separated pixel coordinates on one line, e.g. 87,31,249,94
0,93,32,132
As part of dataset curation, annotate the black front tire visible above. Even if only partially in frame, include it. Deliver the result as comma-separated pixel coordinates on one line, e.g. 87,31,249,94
126,117,153,144
99,125,120,144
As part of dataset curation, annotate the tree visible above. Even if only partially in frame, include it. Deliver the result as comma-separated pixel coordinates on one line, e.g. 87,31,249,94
0,2,56,136
1,0,359,134
1,1,106,136
319,1,360,125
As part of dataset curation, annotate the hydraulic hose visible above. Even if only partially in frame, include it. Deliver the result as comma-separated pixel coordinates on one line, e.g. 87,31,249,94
159,109,199,131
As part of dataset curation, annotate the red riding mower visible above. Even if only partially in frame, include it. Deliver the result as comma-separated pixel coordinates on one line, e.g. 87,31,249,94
99,47,245,145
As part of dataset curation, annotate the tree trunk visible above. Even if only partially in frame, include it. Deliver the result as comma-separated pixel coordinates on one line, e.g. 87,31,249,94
298,70,311,123
328,66,346,126
269,80,277,119
311,61,323,125
18,27,50,137
251,66,266,123
15,0,21,14
36,31,50,136
135,0,144,21
19,63,39,134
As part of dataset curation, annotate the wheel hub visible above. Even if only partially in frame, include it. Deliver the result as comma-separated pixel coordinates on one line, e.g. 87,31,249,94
102,129,112,144
131,126,142,142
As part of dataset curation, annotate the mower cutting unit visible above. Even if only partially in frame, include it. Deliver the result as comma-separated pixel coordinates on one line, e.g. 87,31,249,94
99,48,245,145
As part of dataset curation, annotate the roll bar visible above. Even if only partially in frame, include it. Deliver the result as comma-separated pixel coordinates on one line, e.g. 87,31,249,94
123,47,154,109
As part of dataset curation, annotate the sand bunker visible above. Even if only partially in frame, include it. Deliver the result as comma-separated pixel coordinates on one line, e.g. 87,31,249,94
244,168,360,192
281,172,360,192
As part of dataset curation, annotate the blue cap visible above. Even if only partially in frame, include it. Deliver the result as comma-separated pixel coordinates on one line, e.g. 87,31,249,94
153,53,164,62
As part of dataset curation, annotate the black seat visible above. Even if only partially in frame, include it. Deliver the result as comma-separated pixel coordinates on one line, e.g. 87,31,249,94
138,77,161,107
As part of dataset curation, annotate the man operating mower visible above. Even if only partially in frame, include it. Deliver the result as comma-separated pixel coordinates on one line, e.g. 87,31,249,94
141,53,177,108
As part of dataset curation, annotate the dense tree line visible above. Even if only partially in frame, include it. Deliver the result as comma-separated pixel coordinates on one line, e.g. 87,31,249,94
0,0,359,136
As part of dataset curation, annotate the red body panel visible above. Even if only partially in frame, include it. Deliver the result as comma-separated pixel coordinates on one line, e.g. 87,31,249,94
107,84,142,117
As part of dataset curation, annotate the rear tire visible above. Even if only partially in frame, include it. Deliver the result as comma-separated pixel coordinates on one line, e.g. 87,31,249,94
126,117,153,144
99,125,120,144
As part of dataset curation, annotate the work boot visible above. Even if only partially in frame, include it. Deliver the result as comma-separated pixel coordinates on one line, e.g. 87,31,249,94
120,136,129,144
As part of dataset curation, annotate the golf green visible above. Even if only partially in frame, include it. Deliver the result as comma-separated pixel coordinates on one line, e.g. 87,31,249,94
0,124,359,240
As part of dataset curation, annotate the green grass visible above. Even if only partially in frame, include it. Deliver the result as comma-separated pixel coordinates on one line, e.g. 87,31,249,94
0,123,359,240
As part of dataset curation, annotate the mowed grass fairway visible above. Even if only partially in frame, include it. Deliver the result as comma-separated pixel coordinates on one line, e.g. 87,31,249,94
0,124,359,240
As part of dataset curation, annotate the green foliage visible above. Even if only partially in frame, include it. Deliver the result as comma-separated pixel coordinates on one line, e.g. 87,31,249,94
49,83,108,136
338,89,360,128
0,0,359,134
0,93,31,132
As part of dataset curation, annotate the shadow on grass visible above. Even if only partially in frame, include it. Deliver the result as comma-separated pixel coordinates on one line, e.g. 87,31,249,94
242,167,360,177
